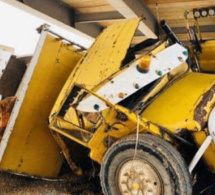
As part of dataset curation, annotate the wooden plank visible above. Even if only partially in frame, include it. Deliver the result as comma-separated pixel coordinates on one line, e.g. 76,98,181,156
132,36,147,44
62,0,110,8
98,21,120,27
165,18,215,28
60,0,215,41
147,0,215,9
147,0,215,29
150,10,197,20
76,4,115,13
133,32,215,43
62,0,115,13
177,32,215,41
144,0,210,4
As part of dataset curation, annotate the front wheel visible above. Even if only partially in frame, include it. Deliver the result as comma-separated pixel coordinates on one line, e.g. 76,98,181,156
100,134,192,195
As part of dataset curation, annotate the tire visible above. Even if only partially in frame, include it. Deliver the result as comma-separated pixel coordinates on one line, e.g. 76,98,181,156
100,134,192,195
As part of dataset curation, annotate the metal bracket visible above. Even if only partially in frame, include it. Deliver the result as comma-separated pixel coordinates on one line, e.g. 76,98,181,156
189,107,215,173
36,23,51,34
36,23,86,51
189,135,212,173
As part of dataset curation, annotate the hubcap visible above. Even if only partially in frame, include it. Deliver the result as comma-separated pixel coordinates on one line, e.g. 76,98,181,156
117,159,162,195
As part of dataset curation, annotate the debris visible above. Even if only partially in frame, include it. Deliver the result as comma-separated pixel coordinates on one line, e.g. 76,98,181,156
0,96,16,141
0,171,103,195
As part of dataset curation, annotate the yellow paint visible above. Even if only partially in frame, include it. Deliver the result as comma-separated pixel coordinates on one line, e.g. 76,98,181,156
0,34,83,178
48,18,215,174
50,18,141,120
142,62,189,104
49,18,141,162
199,40,215,72
87,107,135,162
49,19,191,164
192,131,215,173
143,72,215,132
51,132,83,175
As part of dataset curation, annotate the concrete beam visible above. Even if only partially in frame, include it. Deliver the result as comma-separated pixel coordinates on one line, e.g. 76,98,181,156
23,0,74,26
76,11,124,23
75,11,122,37
75,23,103,38
22,0,102,38
106,0,158,38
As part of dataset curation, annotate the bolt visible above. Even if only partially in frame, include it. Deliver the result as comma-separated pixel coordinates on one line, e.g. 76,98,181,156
91,127,96,133
94,104,100,110
134,83,140,89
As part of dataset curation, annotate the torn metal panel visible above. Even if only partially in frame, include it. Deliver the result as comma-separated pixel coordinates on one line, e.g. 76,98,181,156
77,43,188,112
51,131,83,175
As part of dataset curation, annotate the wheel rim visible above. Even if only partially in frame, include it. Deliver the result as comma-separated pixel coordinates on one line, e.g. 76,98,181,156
117,159,162,195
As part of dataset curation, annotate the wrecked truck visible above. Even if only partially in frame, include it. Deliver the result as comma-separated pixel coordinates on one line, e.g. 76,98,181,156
1,18,215,194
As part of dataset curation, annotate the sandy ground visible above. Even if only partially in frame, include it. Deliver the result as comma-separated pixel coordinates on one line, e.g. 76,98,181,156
0,171,103,195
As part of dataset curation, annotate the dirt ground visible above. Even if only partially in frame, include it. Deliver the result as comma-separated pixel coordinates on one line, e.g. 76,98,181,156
0,171,103,195
1,163,215,195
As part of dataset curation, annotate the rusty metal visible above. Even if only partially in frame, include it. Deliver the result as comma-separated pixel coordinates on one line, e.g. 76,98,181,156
194,84,215,128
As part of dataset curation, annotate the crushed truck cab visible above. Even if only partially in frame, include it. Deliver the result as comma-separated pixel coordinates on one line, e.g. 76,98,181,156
48,18,215,194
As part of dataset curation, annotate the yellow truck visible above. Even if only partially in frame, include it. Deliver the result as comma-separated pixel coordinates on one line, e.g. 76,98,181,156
1,17,215,195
